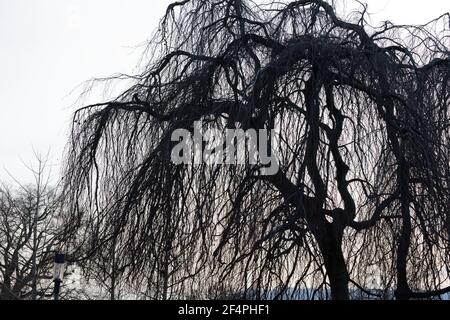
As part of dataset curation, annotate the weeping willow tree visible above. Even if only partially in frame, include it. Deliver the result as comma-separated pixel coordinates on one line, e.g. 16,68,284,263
63,0,450,300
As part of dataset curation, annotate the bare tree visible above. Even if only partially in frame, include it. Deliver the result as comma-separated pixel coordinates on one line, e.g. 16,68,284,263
0,154,71,300
64,0,450,300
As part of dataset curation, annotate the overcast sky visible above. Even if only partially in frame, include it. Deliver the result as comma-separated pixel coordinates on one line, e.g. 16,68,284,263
0,0,449,183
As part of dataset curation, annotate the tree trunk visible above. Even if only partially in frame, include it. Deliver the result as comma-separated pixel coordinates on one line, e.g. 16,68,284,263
322,243,350,300
315,220,350,300
267,171,351,300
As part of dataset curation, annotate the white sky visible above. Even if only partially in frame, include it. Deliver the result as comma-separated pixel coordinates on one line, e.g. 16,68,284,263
0,0,449,183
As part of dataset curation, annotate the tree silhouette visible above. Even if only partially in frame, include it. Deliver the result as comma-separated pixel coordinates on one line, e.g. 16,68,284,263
64,0,450,300
0,155,74,300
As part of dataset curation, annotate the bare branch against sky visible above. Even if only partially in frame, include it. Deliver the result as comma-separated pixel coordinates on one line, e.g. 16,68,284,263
0,0,449,304
0,0,448,183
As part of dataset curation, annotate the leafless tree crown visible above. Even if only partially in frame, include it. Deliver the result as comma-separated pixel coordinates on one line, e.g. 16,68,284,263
64,0,450,300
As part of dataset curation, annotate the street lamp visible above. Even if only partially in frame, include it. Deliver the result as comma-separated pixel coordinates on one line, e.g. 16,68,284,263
53,253,65,300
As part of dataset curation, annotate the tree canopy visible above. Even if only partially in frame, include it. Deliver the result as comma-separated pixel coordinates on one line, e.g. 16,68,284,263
64,0,450,300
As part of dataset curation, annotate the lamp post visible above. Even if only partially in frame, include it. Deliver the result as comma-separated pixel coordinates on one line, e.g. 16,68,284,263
53,253,65,300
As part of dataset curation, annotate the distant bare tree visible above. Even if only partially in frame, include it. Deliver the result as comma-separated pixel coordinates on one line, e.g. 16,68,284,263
64,0,449,300
0,154,72,300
